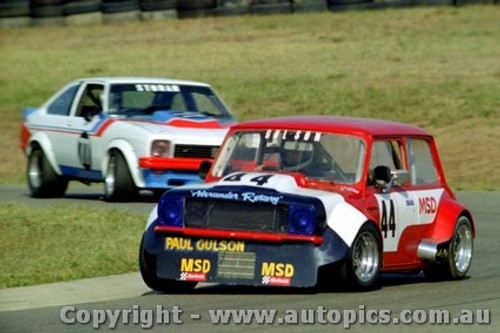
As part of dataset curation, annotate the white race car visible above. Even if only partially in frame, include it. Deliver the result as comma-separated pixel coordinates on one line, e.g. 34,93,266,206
20,77,236,201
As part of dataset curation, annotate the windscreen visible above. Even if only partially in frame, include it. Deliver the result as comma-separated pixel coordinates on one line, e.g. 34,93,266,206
212,130,366,184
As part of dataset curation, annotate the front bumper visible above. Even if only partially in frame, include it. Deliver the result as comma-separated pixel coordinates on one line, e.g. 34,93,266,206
142,169,202,189
139,157,211,189
143,223,349,288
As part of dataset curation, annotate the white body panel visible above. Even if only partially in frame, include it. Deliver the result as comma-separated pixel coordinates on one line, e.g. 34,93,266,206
22,77,234,190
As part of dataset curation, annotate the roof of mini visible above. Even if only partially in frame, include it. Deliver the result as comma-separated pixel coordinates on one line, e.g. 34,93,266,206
70,77,210,87
231,116,431,137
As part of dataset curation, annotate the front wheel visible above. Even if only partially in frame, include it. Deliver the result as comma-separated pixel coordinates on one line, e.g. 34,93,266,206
27,145,68,198
338,223,382,290
139,235,197,293
104,150,137,202
424,216,473,280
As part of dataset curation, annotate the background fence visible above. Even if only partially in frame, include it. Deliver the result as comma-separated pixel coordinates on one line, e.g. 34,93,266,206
0,0,498,28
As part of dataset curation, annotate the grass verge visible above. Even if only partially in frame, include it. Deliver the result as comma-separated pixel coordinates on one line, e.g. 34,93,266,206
1,6,499,189
0,203,145,289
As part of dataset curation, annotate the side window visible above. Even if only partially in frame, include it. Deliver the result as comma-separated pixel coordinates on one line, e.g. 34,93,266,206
368,140,405,185
369,140,404,171
407,138,439,185
47,84,79,116
75,84,104,118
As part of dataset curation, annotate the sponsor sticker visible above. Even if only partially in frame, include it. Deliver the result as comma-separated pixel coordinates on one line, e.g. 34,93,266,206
261,262,294,286
419,197,437,214
191,189,282,205
180,272,206,282
166,237,245,252
179,258,210,281
135,84,180,92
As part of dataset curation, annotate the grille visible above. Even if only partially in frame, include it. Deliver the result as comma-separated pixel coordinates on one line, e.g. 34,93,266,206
184,199,288,233
174,145,218,158
217,252,256,279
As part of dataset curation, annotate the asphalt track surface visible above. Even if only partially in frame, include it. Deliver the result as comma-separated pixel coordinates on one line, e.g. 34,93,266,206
0,185,499,332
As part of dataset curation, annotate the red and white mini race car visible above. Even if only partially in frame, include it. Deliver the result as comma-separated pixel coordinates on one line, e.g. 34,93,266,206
20,77,236,201
140,116,474,291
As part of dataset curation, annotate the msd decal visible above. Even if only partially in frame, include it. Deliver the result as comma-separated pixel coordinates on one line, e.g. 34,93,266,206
415,189,444,224
261,262,294,286
419,197,437,214
179,258,210,281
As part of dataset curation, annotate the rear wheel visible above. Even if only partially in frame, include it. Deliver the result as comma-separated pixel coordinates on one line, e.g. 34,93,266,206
104,150,138,202
338,224,382,290
27,144,68,198
139,235,197,293
424,216,473,280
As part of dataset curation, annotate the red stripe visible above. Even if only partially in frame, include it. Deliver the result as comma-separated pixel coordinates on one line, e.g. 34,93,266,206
154,226,324,245
139,157,212,170
26,119,116,138
165,119,224,128
93,119,115,136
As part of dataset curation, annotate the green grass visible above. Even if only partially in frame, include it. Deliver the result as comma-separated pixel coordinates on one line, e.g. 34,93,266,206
1,6,499,189
0,203,145,288
0,6,499,288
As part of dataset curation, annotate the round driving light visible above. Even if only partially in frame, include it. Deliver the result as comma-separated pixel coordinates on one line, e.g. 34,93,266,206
288,204,316,235
158,196,184,227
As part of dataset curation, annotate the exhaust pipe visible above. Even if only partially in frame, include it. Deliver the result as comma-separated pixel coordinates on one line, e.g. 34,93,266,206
417,241,449,263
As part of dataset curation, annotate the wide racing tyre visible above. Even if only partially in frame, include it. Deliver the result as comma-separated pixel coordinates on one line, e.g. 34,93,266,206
104,150,138,202
337,223,382,291
139,235,197,293
27,144,68,198
424,216,473,281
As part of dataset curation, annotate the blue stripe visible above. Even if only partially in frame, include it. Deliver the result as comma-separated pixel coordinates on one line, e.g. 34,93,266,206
28,114,109,135
23,108,38,121
59,166,102,181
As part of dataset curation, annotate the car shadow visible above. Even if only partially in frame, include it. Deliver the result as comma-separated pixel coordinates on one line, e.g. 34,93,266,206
140,272,432,297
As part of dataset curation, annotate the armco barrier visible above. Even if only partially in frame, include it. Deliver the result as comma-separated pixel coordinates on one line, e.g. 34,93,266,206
0,0,497,28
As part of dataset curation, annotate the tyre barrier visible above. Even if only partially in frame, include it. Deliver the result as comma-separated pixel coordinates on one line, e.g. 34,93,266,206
251,0,293,15
0,0,498,28
293,0,329,12
0,0,30,17
0,0,30,28
176,0,217,18
216,0,252,16
140,0,177,21
64,1,102,26
101,0,140,24
30,0,65,26
64,0,102,15
409,0,454,6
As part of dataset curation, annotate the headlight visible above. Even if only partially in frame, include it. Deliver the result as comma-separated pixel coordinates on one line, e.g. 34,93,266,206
158,196,184,227
151,140,170,157
287,204,316,236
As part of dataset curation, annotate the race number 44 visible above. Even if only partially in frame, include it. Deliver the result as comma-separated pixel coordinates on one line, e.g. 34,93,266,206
223,173,273,186
380,199,396,238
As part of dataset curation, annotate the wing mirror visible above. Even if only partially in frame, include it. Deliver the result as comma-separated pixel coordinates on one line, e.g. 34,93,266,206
84,108,102,122
373,166,409,192
198,160,213,180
